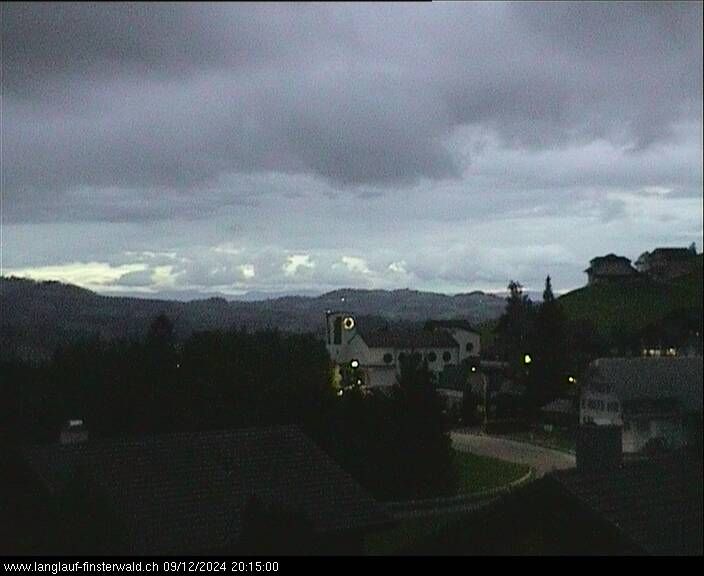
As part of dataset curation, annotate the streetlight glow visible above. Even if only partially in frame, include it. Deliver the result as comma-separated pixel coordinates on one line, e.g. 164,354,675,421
523,354,532,365
350,359,359,369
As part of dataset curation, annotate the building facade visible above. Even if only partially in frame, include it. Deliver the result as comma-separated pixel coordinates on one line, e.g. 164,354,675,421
325,311,480,389
581,357,702,453
635,247,697,281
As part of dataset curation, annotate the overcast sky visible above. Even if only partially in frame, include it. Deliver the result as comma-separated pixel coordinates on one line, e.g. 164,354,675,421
2,2,702,298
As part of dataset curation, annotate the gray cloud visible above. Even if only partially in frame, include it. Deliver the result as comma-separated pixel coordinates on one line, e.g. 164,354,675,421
2,2,702,296
4,2,702,202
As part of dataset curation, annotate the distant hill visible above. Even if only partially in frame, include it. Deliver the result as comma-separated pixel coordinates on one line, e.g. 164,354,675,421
558,254,703,340
0,277,507,360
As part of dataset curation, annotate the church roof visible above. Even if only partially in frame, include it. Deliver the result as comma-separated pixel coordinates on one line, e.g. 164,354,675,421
359,326,458,349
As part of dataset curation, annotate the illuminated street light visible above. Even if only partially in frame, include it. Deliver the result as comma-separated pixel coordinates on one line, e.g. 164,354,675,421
350,359,360,369
568,376,576,384
471,366,477,373
523,354,532,365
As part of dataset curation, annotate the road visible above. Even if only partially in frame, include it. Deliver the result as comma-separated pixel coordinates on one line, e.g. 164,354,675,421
451,431,575,478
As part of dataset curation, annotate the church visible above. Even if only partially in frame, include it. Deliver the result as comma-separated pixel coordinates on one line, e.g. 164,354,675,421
325,311,480,389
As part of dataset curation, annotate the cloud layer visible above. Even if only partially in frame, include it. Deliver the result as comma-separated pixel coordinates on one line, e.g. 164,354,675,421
3,2,702,296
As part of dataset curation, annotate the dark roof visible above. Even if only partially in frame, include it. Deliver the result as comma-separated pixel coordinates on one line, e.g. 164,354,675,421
586,357,703,413
23,426,389,554
589,253,633,265
424,319,479,334
358,326,458,349
548,455,703,555
650,248,694,260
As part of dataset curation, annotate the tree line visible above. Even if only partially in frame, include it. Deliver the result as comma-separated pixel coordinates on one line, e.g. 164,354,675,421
0,314,455,501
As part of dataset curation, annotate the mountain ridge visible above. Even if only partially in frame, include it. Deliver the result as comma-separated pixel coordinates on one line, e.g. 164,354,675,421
0,276,507,360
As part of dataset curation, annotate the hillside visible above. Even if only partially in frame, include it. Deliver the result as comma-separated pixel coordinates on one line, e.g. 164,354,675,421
558,257,703,340
0,277,506,360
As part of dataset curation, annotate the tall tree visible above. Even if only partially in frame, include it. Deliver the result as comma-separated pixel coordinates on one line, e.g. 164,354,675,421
530,276,569,410
495,281,534,382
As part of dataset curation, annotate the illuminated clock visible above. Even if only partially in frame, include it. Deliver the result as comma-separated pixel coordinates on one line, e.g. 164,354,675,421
343,316,355,330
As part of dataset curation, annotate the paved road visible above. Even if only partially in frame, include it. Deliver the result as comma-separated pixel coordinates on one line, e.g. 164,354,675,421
451,431,575,478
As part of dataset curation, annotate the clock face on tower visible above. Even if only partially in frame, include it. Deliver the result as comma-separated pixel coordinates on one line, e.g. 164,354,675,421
343,316,355,330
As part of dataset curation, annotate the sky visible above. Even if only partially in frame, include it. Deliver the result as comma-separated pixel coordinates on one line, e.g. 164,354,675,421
2,2,702,298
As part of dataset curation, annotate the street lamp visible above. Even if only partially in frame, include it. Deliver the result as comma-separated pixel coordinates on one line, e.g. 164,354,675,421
350,359,359,369
523,354,532,365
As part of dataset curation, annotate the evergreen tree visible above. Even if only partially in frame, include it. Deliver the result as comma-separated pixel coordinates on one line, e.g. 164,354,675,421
530,276,569,411
495,281,534,382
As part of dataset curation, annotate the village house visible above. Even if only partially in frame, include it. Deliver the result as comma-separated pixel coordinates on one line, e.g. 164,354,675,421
584,254,638,285
635,247,698,281
581,357,702,454
325,311,480,390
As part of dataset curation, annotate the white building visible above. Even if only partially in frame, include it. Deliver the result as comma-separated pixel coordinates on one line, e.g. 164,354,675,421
325,311,480,389
579,389,622,427
582,357,702,454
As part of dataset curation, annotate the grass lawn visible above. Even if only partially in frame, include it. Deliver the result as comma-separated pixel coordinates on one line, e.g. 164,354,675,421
454,450,530,495
501,430,576,454
365,450,530,555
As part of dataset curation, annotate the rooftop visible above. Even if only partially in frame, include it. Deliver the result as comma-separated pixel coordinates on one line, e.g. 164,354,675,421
23,426,390,554
548,454,703,555
585,357,703,413
358,326,458,349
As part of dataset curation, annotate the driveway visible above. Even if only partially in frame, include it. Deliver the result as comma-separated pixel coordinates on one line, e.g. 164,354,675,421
451,431,575,478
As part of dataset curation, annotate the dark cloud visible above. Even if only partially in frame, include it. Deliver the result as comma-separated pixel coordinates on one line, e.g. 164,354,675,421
2,3,702,296
4,2,701,203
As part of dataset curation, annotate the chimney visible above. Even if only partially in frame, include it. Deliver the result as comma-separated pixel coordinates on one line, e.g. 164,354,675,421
576,424,622,473
59,419,89,444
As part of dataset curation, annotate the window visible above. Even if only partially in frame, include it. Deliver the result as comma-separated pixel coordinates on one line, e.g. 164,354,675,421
427,352,437,362
383,353,393,364
442,351,452,362
465,342,474,353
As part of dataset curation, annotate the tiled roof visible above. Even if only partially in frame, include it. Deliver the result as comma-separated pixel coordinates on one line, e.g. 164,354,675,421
424,319,479,334
650,248,693,260
359,327,458,349
548,455,703,555
586,357,703,413
23,426,390,554
589,253,633,265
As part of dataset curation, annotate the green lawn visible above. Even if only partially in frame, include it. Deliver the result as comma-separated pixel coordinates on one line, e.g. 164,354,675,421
558,266,702,339
454,450,529,495
365,450,530,555
501,430,576,454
